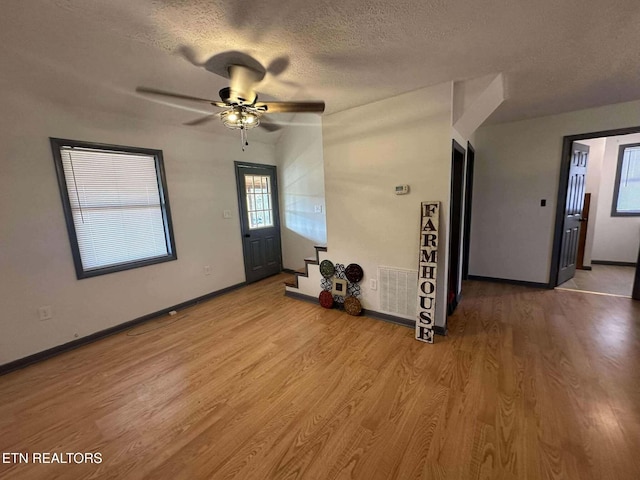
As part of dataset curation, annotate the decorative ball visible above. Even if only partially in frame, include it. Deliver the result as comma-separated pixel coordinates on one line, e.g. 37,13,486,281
319,290,334,308
345,263,364,283
319,260,335,278
344,296,362,316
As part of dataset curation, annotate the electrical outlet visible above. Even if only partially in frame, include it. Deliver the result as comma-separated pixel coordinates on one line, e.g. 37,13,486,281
203,265,211,276
369,279,377,290
223,210,232,219
314,204,323,214
38,306,53,321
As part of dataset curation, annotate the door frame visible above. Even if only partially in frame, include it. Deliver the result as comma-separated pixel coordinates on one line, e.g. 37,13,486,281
234,161,283,283
550,125,640,289
462,142,475,280
448,140,466,315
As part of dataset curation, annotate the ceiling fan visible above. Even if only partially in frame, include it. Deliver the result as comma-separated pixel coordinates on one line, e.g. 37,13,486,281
136,52,325,151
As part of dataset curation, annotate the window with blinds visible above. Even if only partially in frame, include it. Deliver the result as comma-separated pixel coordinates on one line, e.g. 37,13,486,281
613,143,640,216
50,138,177,278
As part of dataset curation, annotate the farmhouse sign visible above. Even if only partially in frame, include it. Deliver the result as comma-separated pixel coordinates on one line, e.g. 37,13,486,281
416,201,439,343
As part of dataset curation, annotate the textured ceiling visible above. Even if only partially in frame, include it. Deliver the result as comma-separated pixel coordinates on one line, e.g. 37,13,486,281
2,0,640,142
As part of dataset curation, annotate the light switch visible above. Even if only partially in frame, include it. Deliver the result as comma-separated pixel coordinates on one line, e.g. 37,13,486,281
223,210,232,219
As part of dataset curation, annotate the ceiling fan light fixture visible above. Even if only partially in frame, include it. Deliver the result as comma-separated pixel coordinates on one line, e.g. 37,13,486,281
221,108,261,130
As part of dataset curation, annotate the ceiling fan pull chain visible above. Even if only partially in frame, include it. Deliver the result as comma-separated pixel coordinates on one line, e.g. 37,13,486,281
241,126,249,151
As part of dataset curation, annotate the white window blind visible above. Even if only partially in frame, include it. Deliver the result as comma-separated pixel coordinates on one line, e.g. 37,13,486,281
60,146,170,272
615,146,640,214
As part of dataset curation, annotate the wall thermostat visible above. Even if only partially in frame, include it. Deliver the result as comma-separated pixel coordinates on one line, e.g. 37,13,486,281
395,184,410,195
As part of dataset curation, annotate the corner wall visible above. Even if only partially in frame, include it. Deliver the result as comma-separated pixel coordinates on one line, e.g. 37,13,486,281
471,99,640,284
275,114,326,271
0,90,275,365
322,82,452,328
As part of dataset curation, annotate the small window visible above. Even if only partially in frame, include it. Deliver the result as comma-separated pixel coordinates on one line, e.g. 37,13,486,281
51,138,177,278
612,143,640,216
244,173,274,229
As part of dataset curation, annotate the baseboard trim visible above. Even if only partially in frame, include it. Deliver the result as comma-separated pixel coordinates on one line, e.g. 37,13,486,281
579,266,593,271
0,281,247,376
591,260,637,267
468,275,550,289
284,290,447,335
433,325,447,336
284,290,319,304
364,310,414,329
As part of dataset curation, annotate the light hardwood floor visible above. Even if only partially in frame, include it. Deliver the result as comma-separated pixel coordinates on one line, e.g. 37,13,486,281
1,274,639,479
558,264,636,297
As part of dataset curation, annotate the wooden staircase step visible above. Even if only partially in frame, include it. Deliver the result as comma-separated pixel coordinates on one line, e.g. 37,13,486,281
285,244,328,291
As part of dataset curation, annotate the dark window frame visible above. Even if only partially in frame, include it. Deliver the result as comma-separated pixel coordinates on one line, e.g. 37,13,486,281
50,138,177,279
611,142,640,217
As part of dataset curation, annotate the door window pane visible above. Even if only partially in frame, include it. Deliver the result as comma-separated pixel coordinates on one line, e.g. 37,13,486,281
245,174,275,229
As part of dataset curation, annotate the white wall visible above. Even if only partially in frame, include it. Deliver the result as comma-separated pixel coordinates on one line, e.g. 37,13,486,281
0,90,275,365
591,134,640,263
275,114,326,271
579,137,605,266
322,82,453,328
471,99,640,284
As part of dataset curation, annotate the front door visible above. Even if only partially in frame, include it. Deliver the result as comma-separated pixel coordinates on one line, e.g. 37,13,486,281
557,142,589,285
235,162,282,283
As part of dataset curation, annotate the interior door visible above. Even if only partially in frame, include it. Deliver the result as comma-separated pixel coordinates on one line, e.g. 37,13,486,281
576,192,591,269
557,142,589,285
235,162,282,283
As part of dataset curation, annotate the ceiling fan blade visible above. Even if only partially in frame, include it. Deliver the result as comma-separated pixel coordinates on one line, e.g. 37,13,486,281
256,101,325,114
136,87,228,108
184,114,220,126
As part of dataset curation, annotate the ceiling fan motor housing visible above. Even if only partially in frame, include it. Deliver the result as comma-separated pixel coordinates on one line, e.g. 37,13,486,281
219,87,256,105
